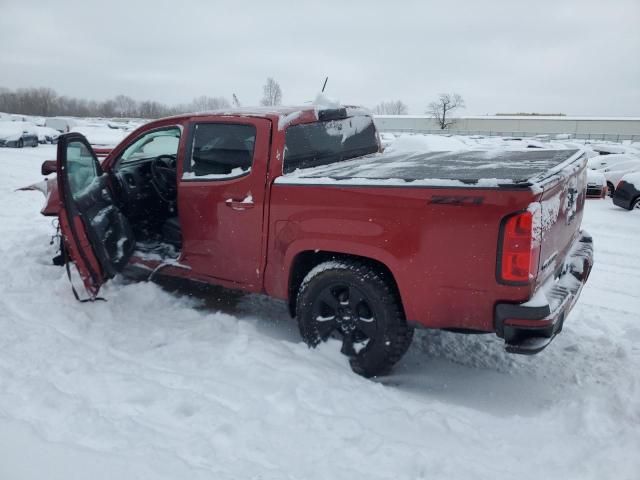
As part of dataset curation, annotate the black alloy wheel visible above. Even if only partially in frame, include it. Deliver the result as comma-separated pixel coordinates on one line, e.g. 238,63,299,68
296,260,414,377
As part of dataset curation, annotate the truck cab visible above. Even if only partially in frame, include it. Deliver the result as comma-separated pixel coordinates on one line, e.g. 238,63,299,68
55,107,327,296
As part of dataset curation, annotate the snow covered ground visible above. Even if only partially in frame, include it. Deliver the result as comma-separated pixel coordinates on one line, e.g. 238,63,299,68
1,143,639,479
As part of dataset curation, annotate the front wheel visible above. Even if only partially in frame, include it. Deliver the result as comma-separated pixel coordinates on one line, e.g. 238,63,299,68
632,197,640,210
296,260,414,377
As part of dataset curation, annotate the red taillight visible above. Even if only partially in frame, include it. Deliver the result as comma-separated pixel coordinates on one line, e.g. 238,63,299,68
499,204,541,284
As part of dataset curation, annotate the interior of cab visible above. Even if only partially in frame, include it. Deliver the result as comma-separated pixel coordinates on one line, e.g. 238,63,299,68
110,127,183,256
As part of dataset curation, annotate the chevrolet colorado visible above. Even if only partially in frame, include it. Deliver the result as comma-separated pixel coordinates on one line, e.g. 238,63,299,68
34,105,593,376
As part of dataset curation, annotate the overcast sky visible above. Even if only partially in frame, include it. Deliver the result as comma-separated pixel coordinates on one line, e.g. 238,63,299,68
1,0,638,116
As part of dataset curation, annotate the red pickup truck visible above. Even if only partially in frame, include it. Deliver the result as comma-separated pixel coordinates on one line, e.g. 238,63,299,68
37,105,593,377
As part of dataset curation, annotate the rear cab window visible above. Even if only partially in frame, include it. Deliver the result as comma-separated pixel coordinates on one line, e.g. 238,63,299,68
183,123,256,180
283,115,378,174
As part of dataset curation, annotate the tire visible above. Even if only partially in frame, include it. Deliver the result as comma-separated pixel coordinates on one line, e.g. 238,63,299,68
296,260,414,377
17,139,24,148
632,197,640,211
607,182,615,197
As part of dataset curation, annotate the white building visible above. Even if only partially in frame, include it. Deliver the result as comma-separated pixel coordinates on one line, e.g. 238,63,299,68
374,115,640,141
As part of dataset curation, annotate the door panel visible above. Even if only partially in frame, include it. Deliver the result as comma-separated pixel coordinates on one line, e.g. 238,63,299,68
56,133,135,297
177,118,271,289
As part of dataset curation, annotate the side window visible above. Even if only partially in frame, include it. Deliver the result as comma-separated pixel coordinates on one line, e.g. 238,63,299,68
118,128,180,165
184,123,256,179
66,140,99,199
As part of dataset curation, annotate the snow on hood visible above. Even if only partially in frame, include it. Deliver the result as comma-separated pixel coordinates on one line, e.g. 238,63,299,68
0,122,23,141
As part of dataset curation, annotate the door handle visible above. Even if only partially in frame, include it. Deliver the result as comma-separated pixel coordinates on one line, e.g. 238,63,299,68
225,198,255,210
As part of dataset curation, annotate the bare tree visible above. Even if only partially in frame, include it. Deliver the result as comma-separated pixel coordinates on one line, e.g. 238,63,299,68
260,77,282,106
113,95,137,117
427,93,465,130
373,100,408,115
190,96,231,112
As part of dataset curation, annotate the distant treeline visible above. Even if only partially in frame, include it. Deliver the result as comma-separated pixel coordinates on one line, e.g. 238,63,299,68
0,86,233,119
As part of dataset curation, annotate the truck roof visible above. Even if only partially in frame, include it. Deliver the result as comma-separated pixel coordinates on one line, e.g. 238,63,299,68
165,105,370,130
276,149,584,188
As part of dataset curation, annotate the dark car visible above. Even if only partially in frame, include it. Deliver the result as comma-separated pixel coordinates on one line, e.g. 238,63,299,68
613,172,640,210
0,121,39,148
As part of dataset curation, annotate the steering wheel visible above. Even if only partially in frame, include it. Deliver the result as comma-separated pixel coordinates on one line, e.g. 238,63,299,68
150,155,177,203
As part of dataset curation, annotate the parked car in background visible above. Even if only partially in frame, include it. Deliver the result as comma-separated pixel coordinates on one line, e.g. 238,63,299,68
594,157,640,196
592,144,638,156
586,170,607,198
44,117,78,133
0,121,39,148
587,153,639,171
613,172,640,210
34,126,60,144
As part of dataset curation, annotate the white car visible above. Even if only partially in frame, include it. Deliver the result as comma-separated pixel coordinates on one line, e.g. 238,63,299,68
594,157,640,196
586,170,607,198
34,126,60,144
587,153,639,171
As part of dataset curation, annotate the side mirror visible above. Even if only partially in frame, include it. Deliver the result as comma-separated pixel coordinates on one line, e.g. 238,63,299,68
41,160,57,176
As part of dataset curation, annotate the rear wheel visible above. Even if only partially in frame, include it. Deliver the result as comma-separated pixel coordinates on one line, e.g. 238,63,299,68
632,197,640,210
296,260,414,377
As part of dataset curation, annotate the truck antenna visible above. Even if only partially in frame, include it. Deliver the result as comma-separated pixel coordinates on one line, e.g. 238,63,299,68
321,77,328,93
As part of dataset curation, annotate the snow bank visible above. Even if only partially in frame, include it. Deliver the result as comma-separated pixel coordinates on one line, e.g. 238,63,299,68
1,142,640,480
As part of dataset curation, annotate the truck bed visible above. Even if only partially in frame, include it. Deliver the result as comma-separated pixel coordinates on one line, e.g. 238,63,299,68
276,149,582,187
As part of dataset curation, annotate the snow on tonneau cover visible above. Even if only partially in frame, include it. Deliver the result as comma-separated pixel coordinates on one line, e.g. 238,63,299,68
276,146,588,290
275,148,583,187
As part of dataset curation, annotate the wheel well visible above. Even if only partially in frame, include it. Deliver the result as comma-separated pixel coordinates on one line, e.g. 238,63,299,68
287,250,403,317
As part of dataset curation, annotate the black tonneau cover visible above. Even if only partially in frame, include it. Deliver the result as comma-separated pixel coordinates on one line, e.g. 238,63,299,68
277,149,582,187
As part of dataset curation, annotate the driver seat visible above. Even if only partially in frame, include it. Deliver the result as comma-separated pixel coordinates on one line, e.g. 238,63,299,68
162,217,182,249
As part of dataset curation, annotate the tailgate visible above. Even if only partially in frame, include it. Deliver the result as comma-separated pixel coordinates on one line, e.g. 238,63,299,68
535,152,588,286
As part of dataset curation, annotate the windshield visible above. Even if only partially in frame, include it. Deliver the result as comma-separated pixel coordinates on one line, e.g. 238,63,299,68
119,127,181,164
283,116,378,174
